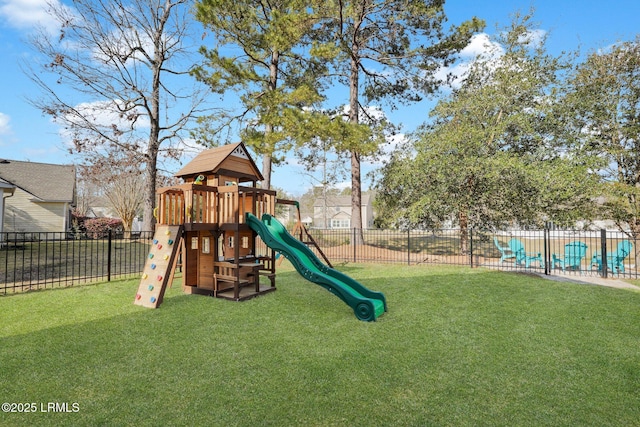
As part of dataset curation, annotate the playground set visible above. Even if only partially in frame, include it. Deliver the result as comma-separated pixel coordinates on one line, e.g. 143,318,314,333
134,142,387,321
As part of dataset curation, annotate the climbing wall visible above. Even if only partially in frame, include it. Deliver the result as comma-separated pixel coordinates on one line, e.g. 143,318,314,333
134,225,183,308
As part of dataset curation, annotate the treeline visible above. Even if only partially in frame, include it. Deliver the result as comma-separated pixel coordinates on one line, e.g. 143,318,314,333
375,12,640,246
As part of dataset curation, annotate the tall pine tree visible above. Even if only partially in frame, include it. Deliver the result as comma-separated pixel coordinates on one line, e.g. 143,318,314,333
194,0,329,189
312,0,482,242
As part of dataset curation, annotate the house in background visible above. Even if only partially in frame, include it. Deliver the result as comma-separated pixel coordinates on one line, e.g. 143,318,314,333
0,177,16,238
313,193,374,229
0,160,76,234
86,197,147,233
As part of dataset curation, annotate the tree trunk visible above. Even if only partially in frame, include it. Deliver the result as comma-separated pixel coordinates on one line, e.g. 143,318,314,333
142,151,157,232
262,148,272,190
141,18,166,233
261,49,279,190
629,210,640,267
459,210,469,255
351,150,363,244
349,26,364,246
122,223,132,239
139,3,176,232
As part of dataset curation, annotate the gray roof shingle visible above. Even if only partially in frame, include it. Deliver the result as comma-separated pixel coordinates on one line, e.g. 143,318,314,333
0,160,75,202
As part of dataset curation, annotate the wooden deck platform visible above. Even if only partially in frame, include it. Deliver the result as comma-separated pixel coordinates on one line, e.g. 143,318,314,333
185,282,276,301
215,283,276,301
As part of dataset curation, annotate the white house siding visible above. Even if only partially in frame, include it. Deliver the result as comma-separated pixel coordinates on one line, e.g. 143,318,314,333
313,200,374,229
3,188,68,233
362,205,373,228
0,190,5,239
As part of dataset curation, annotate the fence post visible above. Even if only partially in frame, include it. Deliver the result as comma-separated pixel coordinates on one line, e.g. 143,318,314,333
407,228,411,266
469,228,474,268
107,230,112,282
601,229,608,279
544,224,550,275
353,228,357,263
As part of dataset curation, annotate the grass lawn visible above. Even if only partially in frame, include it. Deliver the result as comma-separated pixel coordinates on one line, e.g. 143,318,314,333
1,239,149,289
1,263,639,426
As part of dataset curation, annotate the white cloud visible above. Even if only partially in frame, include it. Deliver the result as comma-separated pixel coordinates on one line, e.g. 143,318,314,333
436,33,505,88
57,99,150,150
67,100,150,130
461,33,504,59
365,132,407,167
334,180,351,191
0,112,11,134
92,25,164,67
517,29,547,48
0,0,61,33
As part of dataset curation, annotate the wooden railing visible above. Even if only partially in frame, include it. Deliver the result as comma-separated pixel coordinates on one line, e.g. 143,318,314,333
156,186,188,225
219,186,239,224
155,184,276,226
189,185,218,224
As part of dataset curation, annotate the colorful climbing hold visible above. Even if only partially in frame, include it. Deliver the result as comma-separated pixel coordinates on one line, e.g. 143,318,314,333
142,273,148,279
150,296,157,303
148,253,154,259
153,239,158,245
163,254,169,260
157,244,163,249
157,275,163,281
148,284,154,291
150,264,156,269
165,230,171,235
168,239,174,245
136,294,142,300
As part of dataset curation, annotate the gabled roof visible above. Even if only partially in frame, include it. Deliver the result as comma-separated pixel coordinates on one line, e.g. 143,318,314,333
174,142,264,181
0,178,15,190
0,160,75,202
313,194,371,207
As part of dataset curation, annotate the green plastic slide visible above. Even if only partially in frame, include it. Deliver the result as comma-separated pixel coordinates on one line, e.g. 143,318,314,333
246,213,387,321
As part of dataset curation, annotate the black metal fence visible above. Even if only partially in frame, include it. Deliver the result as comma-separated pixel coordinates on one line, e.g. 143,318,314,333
1,231,153,294
302,227,639,279
1,226,638,294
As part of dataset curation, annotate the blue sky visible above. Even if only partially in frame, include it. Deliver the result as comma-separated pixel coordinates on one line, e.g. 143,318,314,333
1,0,639,196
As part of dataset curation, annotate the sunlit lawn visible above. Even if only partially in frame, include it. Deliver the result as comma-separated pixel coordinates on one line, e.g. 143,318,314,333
1,263,639,426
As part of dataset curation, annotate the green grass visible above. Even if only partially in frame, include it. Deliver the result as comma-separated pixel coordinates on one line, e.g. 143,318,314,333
626,278,640,287
0,239,149,289
1,264,639,426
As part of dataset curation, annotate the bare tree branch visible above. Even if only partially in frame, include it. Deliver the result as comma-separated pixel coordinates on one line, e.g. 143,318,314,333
24,0,212,231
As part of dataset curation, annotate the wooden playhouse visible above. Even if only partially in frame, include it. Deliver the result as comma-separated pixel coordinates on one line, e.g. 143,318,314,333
134,142,282,307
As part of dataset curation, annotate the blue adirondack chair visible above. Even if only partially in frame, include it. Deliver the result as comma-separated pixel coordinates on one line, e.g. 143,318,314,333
590,240,633,275
493,237,516,263
508,238,544,268
552,241,588,272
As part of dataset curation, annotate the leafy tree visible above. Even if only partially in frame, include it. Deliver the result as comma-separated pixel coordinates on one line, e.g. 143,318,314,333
77,154,144,237
312,0,483,243
375,13,599,252
25,0,208,231
193,0,330,189
563,37,640,239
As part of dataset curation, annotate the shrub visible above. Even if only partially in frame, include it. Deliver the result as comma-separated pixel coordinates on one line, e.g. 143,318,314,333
84,218,124,239
70,212,88,239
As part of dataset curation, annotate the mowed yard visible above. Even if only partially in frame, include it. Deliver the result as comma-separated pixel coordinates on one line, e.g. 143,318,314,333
1,263,639,426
